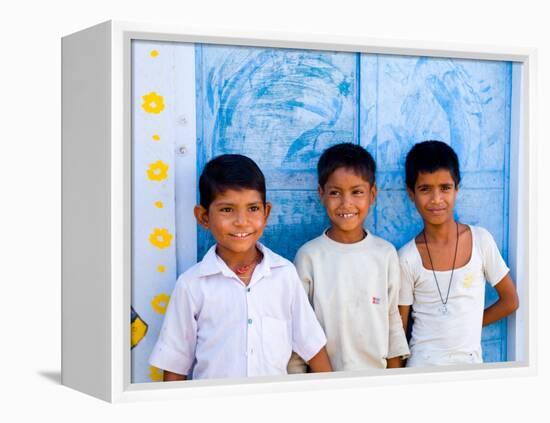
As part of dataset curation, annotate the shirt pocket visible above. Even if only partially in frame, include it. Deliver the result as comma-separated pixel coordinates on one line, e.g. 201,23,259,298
262,316,292,370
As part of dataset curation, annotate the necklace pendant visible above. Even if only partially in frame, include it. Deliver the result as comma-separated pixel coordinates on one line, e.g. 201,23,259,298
439,304,449,316
235,263,252,275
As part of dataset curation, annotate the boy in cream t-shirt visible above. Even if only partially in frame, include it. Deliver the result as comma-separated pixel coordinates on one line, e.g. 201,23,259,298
288,143,409,372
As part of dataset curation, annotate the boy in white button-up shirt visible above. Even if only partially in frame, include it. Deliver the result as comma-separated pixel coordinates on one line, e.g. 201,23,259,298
149,154,331,380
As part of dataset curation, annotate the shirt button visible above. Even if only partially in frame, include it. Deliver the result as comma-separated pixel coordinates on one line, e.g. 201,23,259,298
247,288,251,292
248,318,253,324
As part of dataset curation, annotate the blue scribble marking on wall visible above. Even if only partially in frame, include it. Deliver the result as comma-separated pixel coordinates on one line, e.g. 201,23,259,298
198,46,357,186
194,45,512,362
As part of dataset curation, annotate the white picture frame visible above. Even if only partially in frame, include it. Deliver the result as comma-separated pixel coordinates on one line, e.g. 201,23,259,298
61,20,537,403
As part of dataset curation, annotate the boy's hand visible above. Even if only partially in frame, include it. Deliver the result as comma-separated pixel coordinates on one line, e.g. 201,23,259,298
163,370,187,381
307,346,332,372
386,356,404,368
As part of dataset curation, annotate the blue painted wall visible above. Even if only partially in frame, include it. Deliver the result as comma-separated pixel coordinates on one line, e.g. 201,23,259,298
194,45,512,362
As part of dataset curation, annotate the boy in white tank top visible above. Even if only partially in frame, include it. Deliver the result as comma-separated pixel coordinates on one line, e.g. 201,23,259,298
398,141,519,367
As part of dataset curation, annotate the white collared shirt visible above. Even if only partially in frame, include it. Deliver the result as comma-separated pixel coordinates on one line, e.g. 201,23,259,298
149,243,327,380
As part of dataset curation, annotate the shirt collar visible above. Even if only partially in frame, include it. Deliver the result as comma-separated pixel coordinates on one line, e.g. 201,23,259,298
251,242,288,280
198,242,289,280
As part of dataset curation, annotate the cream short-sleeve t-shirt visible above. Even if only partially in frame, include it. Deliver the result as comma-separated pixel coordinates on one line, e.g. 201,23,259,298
399,225,509,367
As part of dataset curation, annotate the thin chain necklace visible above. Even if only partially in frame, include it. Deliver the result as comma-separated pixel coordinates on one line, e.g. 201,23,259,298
423,222,459,316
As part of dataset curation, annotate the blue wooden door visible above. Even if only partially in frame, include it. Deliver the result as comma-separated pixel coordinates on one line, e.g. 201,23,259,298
194,45,513,362
358,54,512,362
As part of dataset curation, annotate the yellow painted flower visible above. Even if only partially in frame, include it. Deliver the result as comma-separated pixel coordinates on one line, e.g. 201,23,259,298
149,366,163,382
131,316,148,349
151,293,170,314
142,91,165,114
157,265,166,273
154,201,164,208
152,134,161,141
149,228,173,249
150,50,159,58
146,160,169,181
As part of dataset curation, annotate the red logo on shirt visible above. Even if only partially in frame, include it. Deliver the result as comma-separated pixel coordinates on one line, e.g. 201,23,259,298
372,297,380,304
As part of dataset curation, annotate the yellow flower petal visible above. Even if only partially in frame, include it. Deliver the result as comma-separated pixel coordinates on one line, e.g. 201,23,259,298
152,134,161,141
131,315,148,348
151,293,170,314
146,160,169,181
157,265,166,273
149,366,163,382
154,201,164,208
142,91,165,114
149,228,173,249
150,50,159,58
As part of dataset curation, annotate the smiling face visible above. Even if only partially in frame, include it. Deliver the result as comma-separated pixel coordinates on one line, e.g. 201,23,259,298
408,169,458,227
319,167,377,243
194,188,271,264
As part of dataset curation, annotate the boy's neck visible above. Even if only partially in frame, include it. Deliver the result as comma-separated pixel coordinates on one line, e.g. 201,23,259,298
326,226,366,244
422,219,458,244
215,244,261,271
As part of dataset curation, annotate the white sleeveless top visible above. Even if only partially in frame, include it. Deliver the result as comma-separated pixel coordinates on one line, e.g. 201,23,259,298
398,225,509,367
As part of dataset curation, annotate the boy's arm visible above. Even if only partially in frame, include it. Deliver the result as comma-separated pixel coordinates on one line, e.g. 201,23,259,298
398,305,410,335
479,228,519,327
149,279,198,380
289,258,330,373
288,247,315,373
294,247,314,303
386,250,410,363
163,370,187,381
306,346,332,372
483,273,519,326
392,305,412,368
397,248,415,336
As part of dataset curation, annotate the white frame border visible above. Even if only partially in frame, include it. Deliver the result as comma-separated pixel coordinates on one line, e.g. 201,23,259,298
80,20,537,403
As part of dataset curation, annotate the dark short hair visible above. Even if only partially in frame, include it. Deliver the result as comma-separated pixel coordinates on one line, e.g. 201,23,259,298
405,140,461,191
317,143,376,187
198,154,266,209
